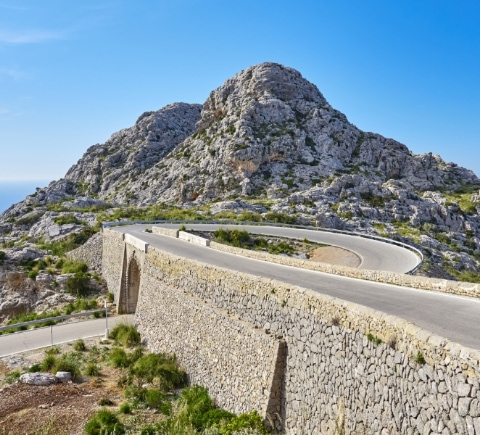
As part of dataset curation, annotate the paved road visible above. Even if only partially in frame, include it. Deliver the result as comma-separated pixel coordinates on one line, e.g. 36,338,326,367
154,223,420,273
0,315,134,357
117,224,480,350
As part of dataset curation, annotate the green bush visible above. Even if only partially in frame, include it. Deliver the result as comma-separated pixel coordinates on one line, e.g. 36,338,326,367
54,353,82,380
156,386,268,434
53,214,80,225
109,347,130,368
28,363,42,373
132,353,187,392
145,389,166,409
213,228,251,248
119,403,132,414
41,354,58,372
220,410,268,435
66,272,91,297
85,362,100,377
109,323,141,348
264,211,297,225
84,409,125,435
38,226,98,256
5,370,21,384
268,241,294,255
73,339,87,352
98,397,115,406
28,270,38,281
0,250,5,265
61,259,88,274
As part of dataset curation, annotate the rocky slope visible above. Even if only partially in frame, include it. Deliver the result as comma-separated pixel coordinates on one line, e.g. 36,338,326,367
1,62,479,281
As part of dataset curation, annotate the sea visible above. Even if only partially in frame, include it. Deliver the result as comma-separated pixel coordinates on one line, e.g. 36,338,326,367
0,180,51,214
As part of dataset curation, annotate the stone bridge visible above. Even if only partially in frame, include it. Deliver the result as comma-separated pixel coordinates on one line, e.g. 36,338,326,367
102,227,480,434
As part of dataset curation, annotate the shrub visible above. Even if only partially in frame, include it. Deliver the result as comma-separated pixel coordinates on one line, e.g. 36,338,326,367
66,272,90,297
85,363,100,377
41,354,58,372
109,347,130,368
98,397,115,406
61,259,88,274
213,228,251,248
54,353,82,380
107,292,115,303
73,339,87,352
119,403,132,414
38,226,97,256
84,409,125,435
53,214,80,225
145,389,166,409
28,363,42,373
268,241,294,255
220,410,268,435
415,352,426,365
109,323,141,348
264,211,297,225
132,353,187,392
28,270,38,281
5,370,21,384
0,250,5,265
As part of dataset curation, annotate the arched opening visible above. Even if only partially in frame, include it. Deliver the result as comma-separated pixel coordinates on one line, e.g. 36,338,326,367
126,258,141,313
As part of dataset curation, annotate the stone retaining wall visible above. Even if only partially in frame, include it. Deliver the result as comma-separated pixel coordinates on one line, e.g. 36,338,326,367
137,260,284,428
101,229,125,297
136,244,480,434
66,232,103,273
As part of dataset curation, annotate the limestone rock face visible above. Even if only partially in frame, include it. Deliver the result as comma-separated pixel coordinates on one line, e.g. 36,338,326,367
0,62,479,280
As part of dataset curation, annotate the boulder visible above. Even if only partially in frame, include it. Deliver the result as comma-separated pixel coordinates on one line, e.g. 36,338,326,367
20,373,57,386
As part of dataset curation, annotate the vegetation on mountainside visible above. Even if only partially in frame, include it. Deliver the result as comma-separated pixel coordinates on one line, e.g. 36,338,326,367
37,226,99,256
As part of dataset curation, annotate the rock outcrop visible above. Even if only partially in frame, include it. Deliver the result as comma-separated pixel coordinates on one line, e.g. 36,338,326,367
0,62,478,280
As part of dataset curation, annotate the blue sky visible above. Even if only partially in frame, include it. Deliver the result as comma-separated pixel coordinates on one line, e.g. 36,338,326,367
1,0,479,181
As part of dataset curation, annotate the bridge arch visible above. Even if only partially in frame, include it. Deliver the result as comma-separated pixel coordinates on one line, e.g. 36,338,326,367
123,256,141,314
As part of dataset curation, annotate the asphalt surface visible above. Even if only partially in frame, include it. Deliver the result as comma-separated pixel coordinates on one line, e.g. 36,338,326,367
0,315,134,357
117,224,480,350
153,223,421,273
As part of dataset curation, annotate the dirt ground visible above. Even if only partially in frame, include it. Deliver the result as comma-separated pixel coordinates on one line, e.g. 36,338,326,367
309,246,361,268
0,338,124,435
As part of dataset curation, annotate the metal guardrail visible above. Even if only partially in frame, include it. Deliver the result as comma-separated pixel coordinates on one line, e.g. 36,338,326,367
102,219,424,274
0,308,111,333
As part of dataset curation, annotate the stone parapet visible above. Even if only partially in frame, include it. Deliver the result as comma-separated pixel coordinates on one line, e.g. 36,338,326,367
152,226,179,238
210,241,480,299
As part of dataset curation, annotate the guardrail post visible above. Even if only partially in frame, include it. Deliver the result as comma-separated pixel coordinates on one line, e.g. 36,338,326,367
105,301,109,339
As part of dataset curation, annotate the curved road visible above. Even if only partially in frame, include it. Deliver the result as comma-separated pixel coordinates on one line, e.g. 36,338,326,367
117,224,480,350
155,223,420,273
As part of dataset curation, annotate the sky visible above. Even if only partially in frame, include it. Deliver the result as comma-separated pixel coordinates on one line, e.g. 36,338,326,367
0,0,479,182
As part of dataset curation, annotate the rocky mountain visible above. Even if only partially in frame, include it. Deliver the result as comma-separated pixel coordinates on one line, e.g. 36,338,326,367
1,62,479,281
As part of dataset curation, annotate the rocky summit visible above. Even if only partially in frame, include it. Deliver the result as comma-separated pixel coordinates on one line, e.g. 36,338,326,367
1,62,479,281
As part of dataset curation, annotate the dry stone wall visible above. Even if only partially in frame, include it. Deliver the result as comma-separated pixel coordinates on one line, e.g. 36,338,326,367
102,229,125,301
102,230,480,434
137,257,285,427
66,232,103,273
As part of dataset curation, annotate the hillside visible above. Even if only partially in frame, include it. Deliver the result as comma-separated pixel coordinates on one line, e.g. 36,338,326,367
0,62,479,282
